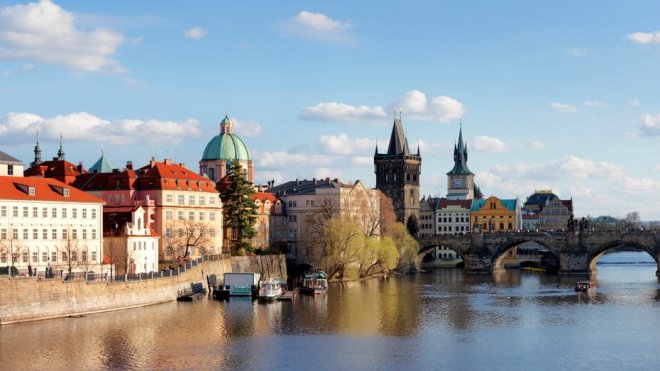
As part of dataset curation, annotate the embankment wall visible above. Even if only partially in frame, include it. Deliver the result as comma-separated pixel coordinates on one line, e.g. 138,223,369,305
0,255,286,325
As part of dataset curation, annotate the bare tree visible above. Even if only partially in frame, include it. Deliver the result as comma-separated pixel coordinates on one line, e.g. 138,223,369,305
60,228,82,278
163,219,211,263
0,227,27,276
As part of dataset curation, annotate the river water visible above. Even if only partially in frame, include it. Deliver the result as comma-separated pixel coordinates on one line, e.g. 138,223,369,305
2,251,660,370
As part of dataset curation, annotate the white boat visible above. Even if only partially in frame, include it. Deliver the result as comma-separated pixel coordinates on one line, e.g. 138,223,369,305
300,269,328,296
258,278,284,300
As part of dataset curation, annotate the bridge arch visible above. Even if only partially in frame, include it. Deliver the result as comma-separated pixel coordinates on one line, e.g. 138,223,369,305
587,241,658,273
490,238,560,272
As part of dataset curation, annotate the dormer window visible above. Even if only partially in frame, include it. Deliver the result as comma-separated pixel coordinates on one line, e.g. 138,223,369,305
28,187,35,196
63,188,70,197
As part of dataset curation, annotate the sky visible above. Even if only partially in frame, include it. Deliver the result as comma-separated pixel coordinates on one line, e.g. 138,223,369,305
1,0,660,220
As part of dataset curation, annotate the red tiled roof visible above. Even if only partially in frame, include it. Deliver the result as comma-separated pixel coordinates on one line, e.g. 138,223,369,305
73,170,138,191
251,192,281,202
136,159,217,192
0,176,103,203
439,198,472,209
24,160,86,179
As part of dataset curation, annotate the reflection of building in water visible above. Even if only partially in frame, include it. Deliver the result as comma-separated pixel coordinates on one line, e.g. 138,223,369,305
376,278,421,336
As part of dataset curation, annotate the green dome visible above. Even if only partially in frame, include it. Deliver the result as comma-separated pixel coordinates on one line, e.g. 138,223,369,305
201,115,251,161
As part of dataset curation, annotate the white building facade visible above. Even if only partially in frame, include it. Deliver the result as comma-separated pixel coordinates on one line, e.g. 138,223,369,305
0,176,103,277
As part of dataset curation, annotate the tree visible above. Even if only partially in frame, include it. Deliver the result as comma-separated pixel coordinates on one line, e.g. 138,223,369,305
60,228,82,278
162,219,212,262
223,160,258,255
0,227,26,276
624,211,641,230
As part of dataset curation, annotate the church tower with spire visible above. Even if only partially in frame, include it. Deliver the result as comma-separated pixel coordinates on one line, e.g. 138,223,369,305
446,125,475,200
30,129,42,168
374,113,422,235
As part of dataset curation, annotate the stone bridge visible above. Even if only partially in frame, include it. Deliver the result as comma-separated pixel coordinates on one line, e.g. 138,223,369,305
417,230,660,275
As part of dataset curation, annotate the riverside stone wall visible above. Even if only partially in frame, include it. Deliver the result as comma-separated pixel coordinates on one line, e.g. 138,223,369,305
0,255,286,325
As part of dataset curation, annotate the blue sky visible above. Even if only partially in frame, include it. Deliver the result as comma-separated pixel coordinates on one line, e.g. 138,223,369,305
1,0,660,220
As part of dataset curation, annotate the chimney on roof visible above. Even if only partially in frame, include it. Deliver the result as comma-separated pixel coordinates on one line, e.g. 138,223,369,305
313,178,316,185
179,163,185,168
113,169,119,173
76,162,83,173
150,158,156,168
126,161,133,170
296,178,300,185
164,158,172,165
334,178,338,183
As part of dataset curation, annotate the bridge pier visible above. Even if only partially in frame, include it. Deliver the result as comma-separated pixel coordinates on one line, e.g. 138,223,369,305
463,253,493,274
558,252,591,275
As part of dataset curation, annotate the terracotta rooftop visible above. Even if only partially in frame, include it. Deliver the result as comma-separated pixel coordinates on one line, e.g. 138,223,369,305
0,176,103,203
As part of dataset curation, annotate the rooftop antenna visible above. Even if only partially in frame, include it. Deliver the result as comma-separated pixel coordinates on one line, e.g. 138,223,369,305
399,108,402,120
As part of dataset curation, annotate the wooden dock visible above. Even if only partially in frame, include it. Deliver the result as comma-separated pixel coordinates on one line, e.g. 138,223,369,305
276,291,294,301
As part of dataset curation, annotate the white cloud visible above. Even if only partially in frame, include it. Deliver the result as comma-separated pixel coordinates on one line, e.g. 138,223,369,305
472,135,508,153
550,102,578,113
641,113,660,136
0,112,200,146
318,133,374,155
300,102,386,123
352,156,373,165
584,100,607,108
624,131,638,140
313,167,341,179
280,11,353,45
300,90,464,124
184,27,207,40
388,90,465,123
629,99,641,107
628,31,660,45
0,0,125,74
653,164,660,172
233,118,262,137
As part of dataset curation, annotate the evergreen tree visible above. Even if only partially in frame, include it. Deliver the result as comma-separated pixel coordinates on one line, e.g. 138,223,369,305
223,160,258,254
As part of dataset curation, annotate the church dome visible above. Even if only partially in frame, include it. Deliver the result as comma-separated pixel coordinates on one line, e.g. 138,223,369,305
201,115,251,162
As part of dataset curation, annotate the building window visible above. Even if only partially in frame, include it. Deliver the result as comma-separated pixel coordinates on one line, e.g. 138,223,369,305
91,251,97,262
1,252,6,264
165,228,173,238
92,209,97,219
209,196,216,204
210,212,215,221
199,212,205,221
52,229,57,239
0,206,6,217
71,251,77,261
42,251,47,262
199,196,205,206
32,207,38,217
166,194,173,203
189,195,195,205
82,229,87,239
33,229,38,239
92,229,97,239
12,206,18,217
32,252,38,263
189,211,194,221
82,209,87,219
178,211,184,220
22,252,28,263
210,228,215,237
63,189,70,197
12,228,18,239
62,208,67,218
23,229,28,239
178,195,185,205
0,228,6,239
72,208,77,218
7,164,13,176
72,229,78,239
52,251,57,262
133,242,137,251
166,211,173,220
22,207,28,217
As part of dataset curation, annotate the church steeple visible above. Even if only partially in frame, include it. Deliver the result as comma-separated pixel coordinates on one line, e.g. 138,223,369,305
220,113,233,134
448,124,472,176
31,129,42,167
56,133,65,161
386,113,411,155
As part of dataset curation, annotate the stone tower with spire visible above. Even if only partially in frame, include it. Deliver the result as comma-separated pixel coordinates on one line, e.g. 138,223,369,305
30,129,42,167
374,114,421,235
446,125,475,200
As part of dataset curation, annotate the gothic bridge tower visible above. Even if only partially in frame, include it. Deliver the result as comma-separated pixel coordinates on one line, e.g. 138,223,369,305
374,114,421,235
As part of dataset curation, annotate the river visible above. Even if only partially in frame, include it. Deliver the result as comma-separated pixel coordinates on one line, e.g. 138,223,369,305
1,251,660,370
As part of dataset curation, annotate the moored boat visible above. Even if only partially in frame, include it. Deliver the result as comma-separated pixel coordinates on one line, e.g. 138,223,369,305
258,278,285,301
574,280,595,292
300,269,328,296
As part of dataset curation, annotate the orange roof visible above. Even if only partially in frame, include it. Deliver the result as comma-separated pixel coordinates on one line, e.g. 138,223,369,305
251,192,281,202
24,159,86,178
136,159,217,192
0,176,104,203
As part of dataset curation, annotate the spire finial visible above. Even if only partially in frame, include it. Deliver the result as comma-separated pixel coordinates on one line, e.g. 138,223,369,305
399,108,402,121
57,132,65,160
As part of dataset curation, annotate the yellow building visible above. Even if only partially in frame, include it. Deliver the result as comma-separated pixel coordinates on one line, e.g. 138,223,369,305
471,196,521,232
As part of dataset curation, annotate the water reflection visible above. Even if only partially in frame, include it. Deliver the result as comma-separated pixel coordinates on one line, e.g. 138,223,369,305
2,252,660,370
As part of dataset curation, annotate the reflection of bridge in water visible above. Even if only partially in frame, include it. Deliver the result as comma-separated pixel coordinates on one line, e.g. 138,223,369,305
417,230,660,275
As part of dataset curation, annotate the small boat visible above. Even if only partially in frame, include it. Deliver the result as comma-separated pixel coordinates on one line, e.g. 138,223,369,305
300,269,328,296
258,278,284,301
177,282,207,301
575,280,595,292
